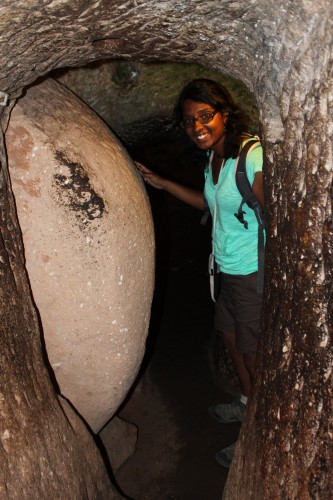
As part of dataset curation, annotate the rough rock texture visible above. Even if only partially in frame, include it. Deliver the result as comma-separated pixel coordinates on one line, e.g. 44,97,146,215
0,0,332,498
53,60,259,145
6,78,154,433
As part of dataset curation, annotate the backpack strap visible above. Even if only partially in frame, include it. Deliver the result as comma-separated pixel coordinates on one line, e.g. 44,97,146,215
235,139,266,295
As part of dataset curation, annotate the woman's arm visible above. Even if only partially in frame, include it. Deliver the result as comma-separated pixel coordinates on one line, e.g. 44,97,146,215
136,161,205,211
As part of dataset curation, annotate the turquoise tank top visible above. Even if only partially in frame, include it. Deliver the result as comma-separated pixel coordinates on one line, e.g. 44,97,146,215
204,140,263,275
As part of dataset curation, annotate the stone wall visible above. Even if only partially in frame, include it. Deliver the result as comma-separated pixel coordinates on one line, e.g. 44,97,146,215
53,60,259,146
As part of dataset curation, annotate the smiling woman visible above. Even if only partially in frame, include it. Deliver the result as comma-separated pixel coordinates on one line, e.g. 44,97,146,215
136,77,264,468
181,101,228,152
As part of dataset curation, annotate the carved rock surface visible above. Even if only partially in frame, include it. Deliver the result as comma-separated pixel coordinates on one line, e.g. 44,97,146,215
6,78,155,433
53,61,259,145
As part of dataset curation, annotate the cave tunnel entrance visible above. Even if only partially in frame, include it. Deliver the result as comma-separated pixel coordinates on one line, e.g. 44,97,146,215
14,60,260,499
51,59,260,499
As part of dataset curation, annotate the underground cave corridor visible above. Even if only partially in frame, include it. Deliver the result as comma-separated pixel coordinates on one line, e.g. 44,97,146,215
2,4,331,498
90,62,257,498
112,132,241,500
9,62,259,499
99,108,252,497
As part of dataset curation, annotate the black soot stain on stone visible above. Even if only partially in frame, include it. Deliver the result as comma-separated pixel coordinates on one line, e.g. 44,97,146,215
53,151,105,225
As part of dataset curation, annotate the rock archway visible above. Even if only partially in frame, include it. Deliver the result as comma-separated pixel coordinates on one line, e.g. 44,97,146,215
0,1,331,498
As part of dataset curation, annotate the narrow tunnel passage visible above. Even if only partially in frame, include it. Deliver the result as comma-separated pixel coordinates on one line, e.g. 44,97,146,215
112,132,243,499
49,62,258,498
11,62,259,498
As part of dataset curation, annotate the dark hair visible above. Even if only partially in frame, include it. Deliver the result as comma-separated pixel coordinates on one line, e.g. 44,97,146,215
174,78,251,158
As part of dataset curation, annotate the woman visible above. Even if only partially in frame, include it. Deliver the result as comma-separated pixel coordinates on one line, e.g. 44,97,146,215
136,79,264,468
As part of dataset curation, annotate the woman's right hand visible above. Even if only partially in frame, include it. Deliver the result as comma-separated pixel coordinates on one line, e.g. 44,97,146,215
135,161,165,190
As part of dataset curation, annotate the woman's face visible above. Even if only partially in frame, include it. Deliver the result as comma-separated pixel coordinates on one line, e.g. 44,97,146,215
182,99,228,153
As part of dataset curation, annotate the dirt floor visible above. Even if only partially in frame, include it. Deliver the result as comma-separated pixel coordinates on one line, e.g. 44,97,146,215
111,192,242,500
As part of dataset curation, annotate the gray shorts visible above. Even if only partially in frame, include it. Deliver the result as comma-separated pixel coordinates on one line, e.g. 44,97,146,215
214,272,263,355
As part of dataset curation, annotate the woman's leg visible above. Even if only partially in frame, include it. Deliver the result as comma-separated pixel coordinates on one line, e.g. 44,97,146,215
212,273,262,467
243,352,257,381
222,330,252,397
